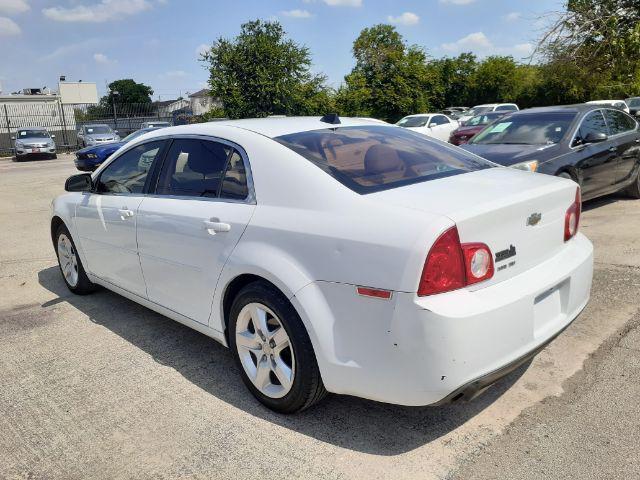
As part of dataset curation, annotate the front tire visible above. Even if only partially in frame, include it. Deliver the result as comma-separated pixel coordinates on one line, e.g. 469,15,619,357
625,167,640,198
55,224,96,295
229,281,326,413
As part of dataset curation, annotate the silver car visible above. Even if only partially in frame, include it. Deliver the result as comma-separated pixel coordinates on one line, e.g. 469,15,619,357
13,127,57,160
77,124,120,147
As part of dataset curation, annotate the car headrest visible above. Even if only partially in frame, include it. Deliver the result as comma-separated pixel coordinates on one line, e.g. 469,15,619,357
364,144,404,175
186,142,228,176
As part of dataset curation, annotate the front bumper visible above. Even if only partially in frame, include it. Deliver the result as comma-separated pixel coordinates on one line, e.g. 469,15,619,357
293,233,593,406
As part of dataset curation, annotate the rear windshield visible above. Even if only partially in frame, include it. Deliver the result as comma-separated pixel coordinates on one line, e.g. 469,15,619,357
627,98,640,107
275,125,494,194
396,116,429,128
471,112,577,145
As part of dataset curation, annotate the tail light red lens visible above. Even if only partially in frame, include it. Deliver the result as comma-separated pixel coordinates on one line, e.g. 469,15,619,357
418,227,465,296
564,187,581,242
418,227,494,296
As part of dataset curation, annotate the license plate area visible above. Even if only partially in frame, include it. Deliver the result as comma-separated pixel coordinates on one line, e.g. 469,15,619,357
31,148,40,153
533,278,569,337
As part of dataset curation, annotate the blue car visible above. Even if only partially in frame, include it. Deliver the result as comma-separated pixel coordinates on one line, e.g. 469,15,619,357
74,127,163,171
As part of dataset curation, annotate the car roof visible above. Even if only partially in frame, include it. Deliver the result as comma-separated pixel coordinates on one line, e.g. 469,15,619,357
500,104,607,115
18,126,46,130
586,100,627,104
84,123,110,127
198,116,391,138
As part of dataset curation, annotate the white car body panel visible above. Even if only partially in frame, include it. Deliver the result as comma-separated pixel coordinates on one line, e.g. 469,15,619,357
51,116,593,406
398,114,460,141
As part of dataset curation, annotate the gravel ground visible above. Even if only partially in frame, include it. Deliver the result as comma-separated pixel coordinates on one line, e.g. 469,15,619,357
1,154,639,480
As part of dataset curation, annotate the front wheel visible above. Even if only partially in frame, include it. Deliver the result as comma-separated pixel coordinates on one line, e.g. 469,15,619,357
625,167,640,198
229,281,326,413
55,224,96,295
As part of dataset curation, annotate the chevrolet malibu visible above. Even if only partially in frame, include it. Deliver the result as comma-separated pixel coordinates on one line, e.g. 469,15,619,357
51,116,593,413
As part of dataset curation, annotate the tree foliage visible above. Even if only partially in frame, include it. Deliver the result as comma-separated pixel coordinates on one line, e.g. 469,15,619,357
202,20,333,118
336,24,439,122
100,79,153,106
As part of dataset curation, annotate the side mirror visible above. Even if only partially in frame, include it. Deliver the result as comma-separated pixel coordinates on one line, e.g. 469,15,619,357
114,130,119,134
11,136,15,140
635,111,640,117
65,173,93,192
584,131,608,144
51,134,56,139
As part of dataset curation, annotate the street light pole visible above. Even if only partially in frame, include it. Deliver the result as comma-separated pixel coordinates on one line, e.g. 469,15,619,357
111,90,119,132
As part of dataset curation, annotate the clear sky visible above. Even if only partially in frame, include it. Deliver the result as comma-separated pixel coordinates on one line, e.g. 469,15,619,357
0,0,563,100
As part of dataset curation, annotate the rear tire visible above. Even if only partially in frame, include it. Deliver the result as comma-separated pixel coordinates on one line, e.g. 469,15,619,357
229,281,327,413
55,224,96,295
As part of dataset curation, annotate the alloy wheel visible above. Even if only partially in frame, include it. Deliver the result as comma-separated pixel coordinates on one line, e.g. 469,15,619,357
57,234,79,287
235,302,295,399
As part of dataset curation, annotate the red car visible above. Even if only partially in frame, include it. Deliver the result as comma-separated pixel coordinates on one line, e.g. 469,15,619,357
449,111,507,145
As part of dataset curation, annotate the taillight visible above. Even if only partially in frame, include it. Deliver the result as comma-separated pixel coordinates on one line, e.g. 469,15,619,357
418,226,494,296
418,227,465,296
462,243,494,285
564,187,581,241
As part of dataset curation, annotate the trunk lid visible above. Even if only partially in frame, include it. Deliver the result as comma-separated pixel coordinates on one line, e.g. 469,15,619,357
370,167,578,288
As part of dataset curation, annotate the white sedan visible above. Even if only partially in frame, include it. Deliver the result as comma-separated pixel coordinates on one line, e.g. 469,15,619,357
52,116,593,413
396,113,459,141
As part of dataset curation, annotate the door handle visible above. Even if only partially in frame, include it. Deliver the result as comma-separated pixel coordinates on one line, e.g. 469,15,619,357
608,146,617,152
118,208,135,220
203,219,231,235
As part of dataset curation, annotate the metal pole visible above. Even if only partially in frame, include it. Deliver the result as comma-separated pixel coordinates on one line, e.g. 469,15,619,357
3,104,11,150
112,97,118,131
57,99,68,149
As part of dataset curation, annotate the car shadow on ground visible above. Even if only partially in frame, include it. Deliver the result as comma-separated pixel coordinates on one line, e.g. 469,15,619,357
38,265,528,456
582,192,630,212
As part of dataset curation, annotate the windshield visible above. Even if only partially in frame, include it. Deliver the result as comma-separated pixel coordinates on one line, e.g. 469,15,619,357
85,126,112,134
466,106,492,117
471,112,576,145
17,130,49,139
275,125,494,194
122,128,157,143
396,116,429,128
465,113,503,126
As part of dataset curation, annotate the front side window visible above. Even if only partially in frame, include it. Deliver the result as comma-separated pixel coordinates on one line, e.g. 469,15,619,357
96,141,164,194
604,109,637,135
275,125,493,194
471,112,576,145
429,115,450,126
575,110,609,145
156,139,230,198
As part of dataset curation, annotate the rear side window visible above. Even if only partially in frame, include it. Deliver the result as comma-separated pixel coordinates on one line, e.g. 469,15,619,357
275,125,493,194
97,141,164,194
156,139,230,197
397,116,429,127
604,109,637,135
220,150,249,200
576,111,608,145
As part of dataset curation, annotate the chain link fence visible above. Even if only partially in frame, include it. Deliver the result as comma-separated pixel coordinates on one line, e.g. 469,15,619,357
0,101,194,156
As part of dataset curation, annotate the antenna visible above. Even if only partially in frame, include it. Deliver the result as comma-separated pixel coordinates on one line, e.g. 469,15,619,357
320,113,341,125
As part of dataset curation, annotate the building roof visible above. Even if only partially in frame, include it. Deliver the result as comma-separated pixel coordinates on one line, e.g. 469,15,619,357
189,89,210,98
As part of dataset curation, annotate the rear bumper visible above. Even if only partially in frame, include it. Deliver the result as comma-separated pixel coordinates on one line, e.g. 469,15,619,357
293,233,593,406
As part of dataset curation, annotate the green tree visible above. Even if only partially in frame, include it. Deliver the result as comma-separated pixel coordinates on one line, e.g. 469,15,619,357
471,56,519,104
100,79,153,105
337,24,439,122
202,19,333,118
537,0,640,98
427,53,477,108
